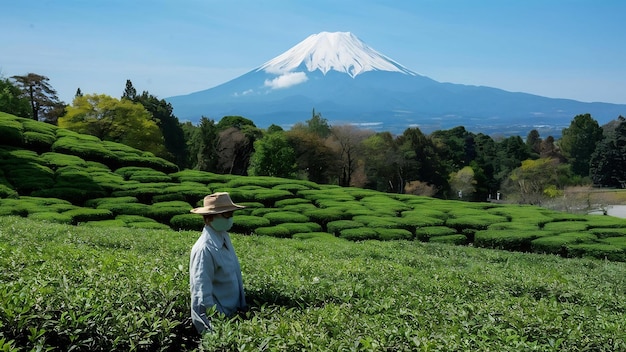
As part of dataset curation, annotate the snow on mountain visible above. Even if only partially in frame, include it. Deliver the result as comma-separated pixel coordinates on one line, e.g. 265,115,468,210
257,31,417,78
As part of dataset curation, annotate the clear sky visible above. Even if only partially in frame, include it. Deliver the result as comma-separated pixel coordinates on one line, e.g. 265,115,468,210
2,0,624,105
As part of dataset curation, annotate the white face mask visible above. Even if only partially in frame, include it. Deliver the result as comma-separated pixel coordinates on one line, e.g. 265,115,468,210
211,216,233,231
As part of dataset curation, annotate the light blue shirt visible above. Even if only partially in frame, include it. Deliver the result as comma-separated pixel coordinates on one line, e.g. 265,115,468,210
189,225,246,333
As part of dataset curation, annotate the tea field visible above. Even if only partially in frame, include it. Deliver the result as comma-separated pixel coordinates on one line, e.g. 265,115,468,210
1,215,625,351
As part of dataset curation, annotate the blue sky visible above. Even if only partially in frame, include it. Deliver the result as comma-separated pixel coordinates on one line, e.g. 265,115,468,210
2,0,624,105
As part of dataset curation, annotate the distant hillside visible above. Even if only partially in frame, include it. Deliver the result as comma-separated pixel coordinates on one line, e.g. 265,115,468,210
1,112,626,261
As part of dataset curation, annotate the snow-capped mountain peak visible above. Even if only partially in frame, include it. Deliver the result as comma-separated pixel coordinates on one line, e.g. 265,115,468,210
257,31,417,77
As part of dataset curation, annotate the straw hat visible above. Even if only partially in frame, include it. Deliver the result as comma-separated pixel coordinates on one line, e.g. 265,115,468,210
190,192,245,215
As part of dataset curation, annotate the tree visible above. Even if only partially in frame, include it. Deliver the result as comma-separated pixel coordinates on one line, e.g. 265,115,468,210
121,79,137,100
128,87,188,168
526,129,542,157
75,88,83,98
11,73,65,123
397,127,447,196
59,94,166,156
589,116,626,188
502,158,569,205
286,126,338,184
0,77,31,117
248,131,297,178
307,109,331,138
185,117,219,171
560,113,603,177
449,166,476,200
327,125,373,187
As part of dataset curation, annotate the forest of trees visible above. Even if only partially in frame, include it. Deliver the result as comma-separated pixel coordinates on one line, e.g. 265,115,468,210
2,73,626,207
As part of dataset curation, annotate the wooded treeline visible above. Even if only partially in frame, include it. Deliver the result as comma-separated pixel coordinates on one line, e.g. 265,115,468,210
2,73,625,205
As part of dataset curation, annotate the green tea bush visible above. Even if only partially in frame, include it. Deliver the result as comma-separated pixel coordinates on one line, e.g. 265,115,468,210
603,236,626,249
23,131,56,151
542,220,589,233
488,221,540,231
397,214,445,228
111,183,177,203
446,213,508,231
263,211,309,225
429,234,467,245
278,203,318,213
531,232,599,256
251,188,293,206
274,198,313,207
583,214,626,228
475,229,552,252
401,207,448,220
278,222,323,235
360,195,412,215
232,215,271,235
292,232,339,241
374,228,413,241
145,201,192,223
6,162,55,194
83,219,127,228
303,207,348,224
40,152,88,168
32,186,107,205
589,227,626,238
0,118,24,146
170,213,204,231
326,220,364,236
352,215,397,228
169,169,224,184
254,225,291,238
63,208,113,224
95,201,150,216
27,211,73,224
415,226,457,241
272,183,313,193
338,227,379,241
128,221,172,230
566,243,626,261
129,170,172,183
85,196,139,208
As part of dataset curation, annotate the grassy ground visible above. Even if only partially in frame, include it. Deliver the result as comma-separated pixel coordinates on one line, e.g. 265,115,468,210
1,216,625,351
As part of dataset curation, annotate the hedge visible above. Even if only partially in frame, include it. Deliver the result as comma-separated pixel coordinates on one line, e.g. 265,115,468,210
530,232,599,255
292,232,339,241
475,229,553,252
445,213,508,231
415,226,457,241
32,186,107,205
429,234,468,245
254,225,292,238
27,211,73,224
63,208,113,224
85,196,139,208
542,221,589,233
0,118,24,146
170,214,204,231
278,222,323,235
338,227,379,241
303,207,348,224
232,215,271,235
374,228,413,241
263,211,310,225
566,243,626,261
145,201,192,223
96,202,150,216
274,198,313,207
327,220,364,236
6,163,55,193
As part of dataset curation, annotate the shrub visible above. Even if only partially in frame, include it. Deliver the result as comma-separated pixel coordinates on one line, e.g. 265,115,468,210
445,213,508,231
97,202,150,216
415,226,457,241
263,211,309,225
6,162,55,193
279,222,323,235
303,207,348,224
272,183,313,193
401,208,447,220
32,187,107,205
292,232,339,241
531,232,598,256
63,208,113,224
475,229,553,252
274,198,313,207
430,234,468,245
170,170,223,184
374,228,413,241
128,222,171,230
396,215,445,228
0,119,24,146
488,222,540,231
279,203,318,213
352,215,397,228
82,219,127,228
145,201,192,223
254,225,291,238
588,227,626,239
327,220,364,236
360,195,412,214
170,214,204,231
339,227,379,241
40,153,88,168
23,131,56,151
85,196,139,208
232,215,271,235
543,221,589,233
27,211,73,224
566,243,626,261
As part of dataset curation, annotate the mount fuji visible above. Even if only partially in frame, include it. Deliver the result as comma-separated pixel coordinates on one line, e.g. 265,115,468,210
166,31,626,136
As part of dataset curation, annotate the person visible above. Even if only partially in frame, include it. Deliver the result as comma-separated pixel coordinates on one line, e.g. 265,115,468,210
189,192,247,334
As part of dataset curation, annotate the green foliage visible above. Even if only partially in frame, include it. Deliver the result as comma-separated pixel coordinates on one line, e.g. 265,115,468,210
1,216,626,351
326,220,364,236
254,225,292,238
145,201,192,223
338,227,379,241
248,131,297,178
566,243,626,261
531,232,599,255
475,229,553,252
232,215,271,235
170,213,204,231
64,208,113,224
429,234,467,245
263,211,310,225
374,228,414,241
415,226,457,241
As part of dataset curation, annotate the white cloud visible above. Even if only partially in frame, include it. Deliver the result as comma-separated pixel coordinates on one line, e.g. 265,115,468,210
264,72,308,89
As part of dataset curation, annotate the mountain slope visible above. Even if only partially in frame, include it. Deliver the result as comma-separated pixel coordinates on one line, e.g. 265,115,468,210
167,32,626,136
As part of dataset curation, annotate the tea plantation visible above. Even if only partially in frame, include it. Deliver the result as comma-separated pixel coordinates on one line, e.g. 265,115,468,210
1,112,626,350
